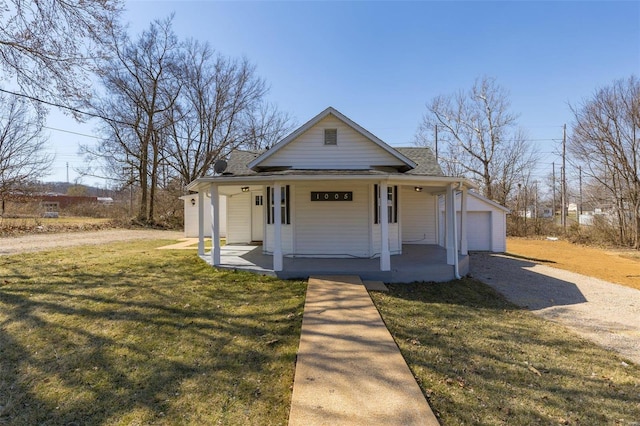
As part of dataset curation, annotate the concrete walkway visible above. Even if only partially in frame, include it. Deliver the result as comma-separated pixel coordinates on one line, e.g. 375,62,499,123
288,275,439,426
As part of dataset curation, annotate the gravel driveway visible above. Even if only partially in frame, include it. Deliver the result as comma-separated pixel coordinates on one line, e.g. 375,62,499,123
0,229,182,255
471,252,640,365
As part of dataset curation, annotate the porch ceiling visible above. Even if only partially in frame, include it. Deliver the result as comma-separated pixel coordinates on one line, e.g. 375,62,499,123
187,174,476,193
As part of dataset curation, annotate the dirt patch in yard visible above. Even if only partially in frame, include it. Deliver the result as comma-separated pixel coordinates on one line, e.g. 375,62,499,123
506,237,640,291
0,229,182,255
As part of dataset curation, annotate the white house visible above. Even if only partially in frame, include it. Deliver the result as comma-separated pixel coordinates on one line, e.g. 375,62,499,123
187,107,500,282
180,194,227,238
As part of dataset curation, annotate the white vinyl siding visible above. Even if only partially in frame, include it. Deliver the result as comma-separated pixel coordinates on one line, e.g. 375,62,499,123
294,182,370,257
265,225,294,254
260,115,405,170
491,211,507,252
226,192,251,244
400,187,437,244
182,195,227,238
371,224,401,255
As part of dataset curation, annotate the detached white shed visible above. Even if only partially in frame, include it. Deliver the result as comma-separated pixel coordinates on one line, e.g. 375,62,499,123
439,191,508,252
180,194,227,238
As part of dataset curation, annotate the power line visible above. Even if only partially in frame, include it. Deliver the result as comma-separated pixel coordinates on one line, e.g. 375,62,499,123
0,87,209,146
43,125,100,140
0,87,130,126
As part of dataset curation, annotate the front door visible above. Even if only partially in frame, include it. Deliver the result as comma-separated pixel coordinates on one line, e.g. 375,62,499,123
251,191,264,242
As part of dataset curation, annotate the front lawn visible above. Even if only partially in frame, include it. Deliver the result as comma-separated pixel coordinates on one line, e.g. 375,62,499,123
371,280,640,425
0,240,306,425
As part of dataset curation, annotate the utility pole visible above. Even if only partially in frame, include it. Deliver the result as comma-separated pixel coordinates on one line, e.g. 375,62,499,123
533,180,538,219
579,166,583,216
517,183,522,235
66,162,69,184
434,124,438,163
552,162,556,223
523,183,528,233
562,124,567,230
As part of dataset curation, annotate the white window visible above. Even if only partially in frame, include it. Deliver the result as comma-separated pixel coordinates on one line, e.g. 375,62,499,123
266,186,290,225
373,185,398,224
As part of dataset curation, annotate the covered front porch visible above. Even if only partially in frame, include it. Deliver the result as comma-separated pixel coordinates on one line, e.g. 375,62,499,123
192,178,472,282
200,244,469,282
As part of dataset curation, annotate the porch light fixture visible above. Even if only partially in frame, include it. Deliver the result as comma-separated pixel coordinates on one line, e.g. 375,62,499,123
414,186,423,192
190,198,196,206
241,186,250,192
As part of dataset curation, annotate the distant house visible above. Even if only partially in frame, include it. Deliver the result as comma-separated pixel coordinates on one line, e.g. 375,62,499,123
187,107,506,282
2,193,106,217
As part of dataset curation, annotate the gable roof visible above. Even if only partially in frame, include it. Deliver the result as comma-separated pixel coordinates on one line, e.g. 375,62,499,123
467,191,510,212
247,107,417,171
438,190,510,212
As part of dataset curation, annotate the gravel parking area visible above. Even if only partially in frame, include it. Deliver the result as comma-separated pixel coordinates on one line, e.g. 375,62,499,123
0,229,182,255
471,253,640,365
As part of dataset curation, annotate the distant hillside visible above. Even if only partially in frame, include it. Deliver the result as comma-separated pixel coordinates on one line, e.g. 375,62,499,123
42,182,116,197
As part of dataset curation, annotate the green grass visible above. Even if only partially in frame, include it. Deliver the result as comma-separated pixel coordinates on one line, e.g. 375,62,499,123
371,279,640,425
0,240,306,425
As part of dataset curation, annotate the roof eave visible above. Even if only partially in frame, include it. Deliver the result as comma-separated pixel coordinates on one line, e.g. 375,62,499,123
186,174,476,193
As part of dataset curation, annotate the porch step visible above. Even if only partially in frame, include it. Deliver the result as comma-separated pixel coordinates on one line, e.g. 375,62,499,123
363,280,389,292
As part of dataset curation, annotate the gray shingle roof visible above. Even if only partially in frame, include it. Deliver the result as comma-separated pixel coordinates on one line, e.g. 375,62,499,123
222,147,443,177
223,150,262,176
395,147,444,176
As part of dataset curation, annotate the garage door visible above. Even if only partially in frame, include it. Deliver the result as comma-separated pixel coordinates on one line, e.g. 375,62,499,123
467,212,491,251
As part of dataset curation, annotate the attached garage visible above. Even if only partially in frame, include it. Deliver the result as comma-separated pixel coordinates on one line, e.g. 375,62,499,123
439,191,508,253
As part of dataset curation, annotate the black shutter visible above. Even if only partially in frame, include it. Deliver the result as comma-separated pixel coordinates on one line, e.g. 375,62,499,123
266,186,271,224
374,184,379,224
285,185,290,224
393,185,398,223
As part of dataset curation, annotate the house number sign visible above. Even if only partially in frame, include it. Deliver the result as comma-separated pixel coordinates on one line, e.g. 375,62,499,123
311,191,353,201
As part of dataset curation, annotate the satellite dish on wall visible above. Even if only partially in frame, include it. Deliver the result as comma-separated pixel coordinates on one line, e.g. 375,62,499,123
213,159,227,174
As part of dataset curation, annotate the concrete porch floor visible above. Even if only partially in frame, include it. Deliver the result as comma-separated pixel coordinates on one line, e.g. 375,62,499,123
200,244,469,283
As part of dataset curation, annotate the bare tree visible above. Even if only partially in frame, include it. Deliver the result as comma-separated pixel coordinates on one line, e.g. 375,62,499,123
569,76,640,249
164,39,269,184
164,40,294,185
83,17,181,223
82,17,293,222
241,102,296,151
0,94,53,214
0,0,122,103
415,76,538,205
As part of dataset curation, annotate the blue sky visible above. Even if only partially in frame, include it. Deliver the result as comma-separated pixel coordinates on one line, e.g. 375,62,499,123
46,1,640,187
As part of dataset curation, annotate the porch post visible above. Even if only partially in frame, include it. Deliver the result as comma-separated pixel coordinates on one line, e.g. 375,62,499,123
380,181,391,271
273,182,283,271
460,186,468,256
445,184,456,265
210,184,221,266
197,191,204,256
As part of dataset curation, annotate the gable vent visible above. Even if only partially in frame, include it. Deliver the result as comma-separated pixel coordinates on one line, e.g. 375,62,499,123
324,128,337,145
